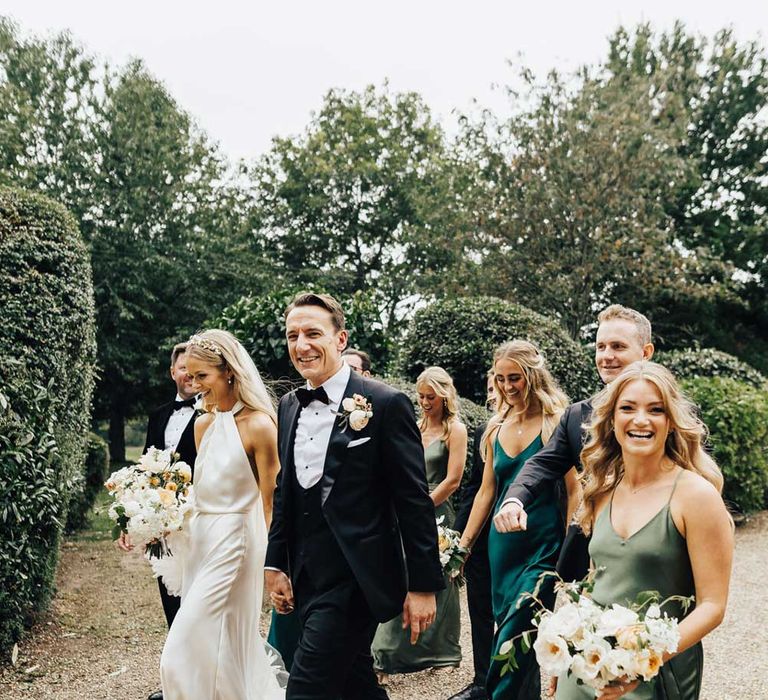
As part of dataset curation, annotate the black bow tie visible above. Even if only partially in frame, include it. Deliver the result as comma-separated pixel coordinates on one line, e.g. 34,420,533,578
173,397,196,410
296,386,330,408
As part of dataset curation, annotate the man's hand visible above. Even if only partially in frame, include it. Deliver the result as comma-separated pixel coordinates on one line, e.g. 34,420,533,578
265,570,295,614
117,531,134,552
493,501,528,533
401,591,436,645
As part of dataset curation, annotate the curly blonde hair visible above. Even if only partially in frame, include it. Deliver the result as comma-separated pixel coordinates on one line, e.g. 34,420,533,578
187,329,277,423
416,366,460,441
578,361,723,534
483,340,569,452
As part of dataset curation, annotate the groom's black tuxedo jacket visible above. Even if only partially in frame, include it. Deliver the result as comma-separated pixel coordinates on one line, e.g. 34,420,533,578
266,371,445,623
144,400,198,473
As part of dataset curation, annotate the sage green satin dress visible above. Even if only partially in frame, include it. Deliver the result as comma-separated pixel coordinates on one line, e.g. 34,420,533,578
371,439,462,673
487,435,563,699
556,471,703,699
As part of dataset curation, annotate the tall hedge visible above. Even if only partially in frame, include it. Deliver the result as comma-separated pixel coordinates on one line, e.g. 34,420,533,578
0,187,96,657
399,297,597,404
682,376,768,515
657,347,766,389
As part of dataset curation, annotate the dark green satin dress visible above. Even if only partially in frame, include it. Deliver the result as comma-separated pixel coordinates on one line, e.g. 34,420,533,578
371,439,462,673
556,471,702,699
487,434,564,700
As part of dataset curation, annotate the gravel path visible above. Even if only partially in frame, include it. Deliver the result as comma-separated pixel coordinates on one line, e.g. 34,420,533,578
1,512,765,699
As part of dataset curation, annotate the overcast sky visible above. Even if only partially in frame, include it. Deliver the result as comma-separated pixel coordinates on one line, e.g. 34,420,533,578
4,1,767,162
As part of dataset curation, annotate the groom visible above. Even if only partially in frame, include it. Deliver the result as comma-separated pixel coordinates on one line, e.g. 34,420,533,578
266,292,444,699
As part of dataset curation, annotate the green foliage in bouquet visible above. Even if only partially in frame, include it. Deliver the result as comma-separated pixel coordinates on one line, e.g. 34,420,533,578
657,348,766,389
398,296,597,404
66,433,110,532
212,286,393,386
682,376,768,514
0,187,96,659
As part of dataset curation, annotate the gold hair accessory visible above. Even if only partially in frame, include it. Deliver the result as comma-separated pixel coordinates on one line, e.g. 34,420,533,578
188,334,223,356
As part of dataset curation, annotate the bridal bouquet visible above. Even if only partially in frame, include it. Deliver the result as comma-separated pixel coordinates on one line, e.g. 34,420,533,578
436,516,468,586
104,447,194,559
495,571,692,691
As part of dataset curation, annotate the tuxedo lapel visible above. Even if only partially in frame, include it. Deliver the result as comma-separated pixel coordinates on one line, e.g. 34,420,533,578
320,372,362,505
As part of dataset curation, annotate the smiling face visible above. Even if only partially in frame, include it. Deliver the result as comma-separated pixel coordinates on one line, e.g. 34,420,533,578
613,378,670,460
595,319,653,384
494,357,527,410
186,356,231,404
417,382,444,421
286,304,348,387
170,352,196,399
486,375,497,411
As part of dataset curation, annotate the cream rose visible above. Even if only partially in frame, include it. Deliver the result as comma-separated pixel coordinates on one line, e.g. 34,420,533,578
348,409,369,431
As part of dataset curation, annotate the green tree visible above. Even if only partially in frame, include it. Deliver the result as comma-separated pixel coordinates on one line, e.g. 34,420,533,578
248,84,455,329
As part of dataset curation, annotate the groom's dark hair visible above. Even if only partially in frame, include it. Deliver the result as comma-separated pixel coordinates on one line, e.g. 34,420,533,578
285,292,346,332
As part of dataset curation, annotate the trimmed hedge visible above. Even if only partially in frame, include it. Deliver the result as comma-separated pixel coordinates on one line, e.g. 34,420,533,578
682,376,768,515
66,433,110,532
658,348,766,389
398,296,598,404
213,287,392,381
0,187,96,657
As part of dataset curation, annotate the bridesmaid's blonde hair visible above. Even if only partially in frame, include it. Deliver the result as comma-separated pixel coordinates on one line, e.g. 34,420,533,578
187,329,277,423
482,340,569,453
417,366,460,441
578,361,723,535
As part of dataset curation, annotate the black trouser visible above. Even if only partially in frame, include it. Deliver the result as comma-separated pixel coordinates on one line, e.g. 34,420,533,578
288,571,388,700
158,578,180,628
555,523,591,582
464,546,494,689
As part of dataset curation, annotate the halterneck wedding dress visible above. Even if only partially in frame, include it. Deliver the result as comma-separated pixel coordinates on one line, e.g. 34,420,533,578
160,401,286,699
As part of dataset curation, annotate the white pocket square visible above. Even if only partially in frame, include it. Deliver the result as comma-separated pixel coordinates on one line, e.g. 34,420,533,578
347,437,371,448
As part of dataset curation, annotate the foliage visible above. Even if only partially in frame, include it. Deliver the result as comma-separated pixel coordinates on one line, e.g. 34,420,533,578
248,84,457,329
657,348,766,389
0,186,96,658
682,377,768,514
66,433,110,532
212,286,393,383
398,296,597,404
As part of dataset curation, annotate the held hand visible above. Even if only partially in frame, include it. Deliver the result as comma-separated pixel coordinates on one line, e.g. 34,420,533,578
493,501,528,533
265,570,295,614
596,678,640,699
117,531,134,552
401,591,436,645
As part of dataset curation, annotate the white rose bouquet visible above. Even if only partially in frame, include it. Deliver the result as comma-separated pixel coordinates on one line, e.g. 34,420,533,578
495,570,692,692
436,516,468,586
104,447,194,559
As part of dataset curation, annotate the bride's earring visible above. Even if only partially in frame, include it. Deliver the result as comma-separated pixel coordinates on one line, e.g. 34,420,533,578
228,375,234,385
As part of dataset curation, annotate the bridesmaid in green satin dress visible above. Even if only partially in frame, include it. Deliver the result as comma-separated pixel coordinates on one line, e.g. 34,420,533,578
460,340,581,699
556,362,733,700
372,367,467,680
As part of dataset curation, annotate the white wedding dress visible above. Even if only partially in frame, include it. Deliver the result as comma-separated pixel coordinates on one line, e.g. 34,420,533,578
160,401,286,699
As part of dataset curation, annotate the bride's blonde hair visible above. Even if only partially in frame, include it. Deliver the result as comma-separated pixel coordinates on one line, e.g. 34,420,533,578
186,329,276,423
578,361,723,535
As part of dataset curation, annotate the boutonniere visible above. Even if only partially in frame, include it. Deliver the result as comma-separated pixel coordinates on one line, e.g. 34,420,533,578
338,394,373,431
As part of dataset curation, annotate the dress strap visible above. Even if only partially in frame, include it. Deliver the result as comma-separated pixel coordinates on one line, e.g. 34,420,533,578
667,467,684,504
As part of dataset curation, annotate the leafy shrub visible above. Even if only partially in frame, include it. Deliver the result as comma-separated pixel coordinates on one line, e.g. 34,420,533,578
682,376,768,515
0,187,96,657
212,287,392,383
398,297,597,404
657,348,766,389
66,433,110,532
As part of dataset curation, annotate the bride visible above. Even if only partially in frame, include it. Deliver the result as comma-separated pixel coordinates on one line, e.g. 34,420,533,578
159,329,285,699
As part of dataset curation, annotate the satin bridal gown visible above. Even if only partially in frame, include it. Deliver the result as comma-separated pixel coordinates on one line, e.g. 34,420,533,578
160,401,285,699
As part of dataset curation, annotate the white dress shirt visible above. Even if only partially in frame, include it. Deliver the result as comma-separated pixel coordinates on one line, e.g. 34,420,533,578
164,394,198,452
294,363,350,489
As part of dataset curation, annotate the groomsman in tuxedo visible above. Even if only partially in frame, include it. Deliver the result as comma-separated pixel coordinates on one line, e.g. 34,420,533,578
342,347,372,377
493,305,654,580
449,373,496,700
266,292,444,700
142,343,199,627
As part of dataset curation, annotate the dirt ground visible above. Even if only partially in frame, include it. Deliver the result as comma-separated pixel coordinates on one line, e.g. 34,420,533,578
1,509,765,700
